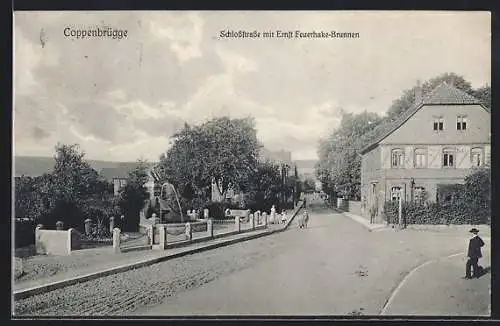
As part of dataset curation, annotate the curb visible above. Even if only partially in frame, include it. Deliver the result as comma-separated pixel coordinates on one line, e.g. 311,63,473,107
380,251,464,315
14,228,278,301
14,202,305,301
341,211,387,232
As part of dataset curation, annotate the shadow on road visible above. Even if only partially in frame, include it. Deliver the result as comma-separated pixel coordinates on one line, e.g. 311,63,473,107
476,266,491,279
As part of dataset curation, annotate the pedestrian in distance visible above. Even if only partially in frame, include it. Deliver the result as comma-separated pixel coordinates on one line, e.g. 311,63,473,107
281,210,287,224
464,228,485,279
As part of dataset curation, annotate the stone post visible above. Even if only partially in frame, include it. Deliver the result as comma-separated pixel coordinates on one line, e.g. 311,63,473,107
207,218,213,237
154,225,166,250
151,213,159,225
250,213,255,230
235,216,241,232
109,216,115,234
36,224,44,230
204,208,209,219
84,219,92,235
113,228,121,254
147,225,154,245
56,221,64,231
262,212,268,227
67,228,75,254
185,222,192,241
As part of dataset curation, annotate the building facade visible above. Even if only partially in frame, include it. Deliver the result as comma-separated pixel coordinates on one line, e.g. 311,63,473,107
360,82,490,223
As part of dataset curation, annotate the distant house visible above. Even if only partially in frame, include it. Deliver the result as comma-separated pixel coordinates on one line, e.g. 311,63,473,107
359,82,490,223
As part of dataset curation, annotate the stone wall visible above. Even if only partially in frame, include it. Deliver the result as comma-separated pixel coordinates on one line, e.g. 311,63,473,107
35,228,80,256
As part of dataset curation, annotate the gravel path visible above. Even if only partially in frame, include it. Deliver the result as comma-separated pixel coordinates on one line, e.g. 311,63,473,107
14,208,481,316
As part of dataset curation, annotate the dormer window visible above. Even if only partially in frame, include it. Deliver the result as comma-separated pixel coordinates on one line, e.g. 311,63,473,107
433,117,444,131
457,115,467,130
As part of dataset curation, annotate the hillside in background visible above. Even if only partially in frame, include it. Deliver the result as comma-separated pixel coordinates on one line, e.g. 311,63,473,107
14,156,156,181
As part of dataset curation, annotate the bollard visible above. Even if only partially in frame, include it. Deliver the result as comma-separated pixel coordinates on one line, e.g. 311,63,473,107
235,216,241,232
56,221,64,231
109,216,115,234
147,225,154,245
185,222,192,241
113,228,121,254
262,213,268,227
207,218,214,238
84,219,92,235
154,225,166,250
36,224,44,230
67,228,76,254
250,213,255,230
204,208,209,219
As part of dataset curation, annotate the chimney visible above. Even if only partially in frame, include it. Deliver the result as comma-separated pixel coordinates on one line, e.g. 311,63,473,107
415,79,423,104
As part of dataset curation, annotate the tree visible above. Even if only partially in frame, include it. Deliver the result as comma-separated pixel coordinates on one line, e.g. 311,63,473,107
244,160,283,211
302,177,317,193
158,117,261,204
316,110,382,200
26,143,116,230
117,161,150,231
386,73,474,118
464,167,491,223
14,175,52,222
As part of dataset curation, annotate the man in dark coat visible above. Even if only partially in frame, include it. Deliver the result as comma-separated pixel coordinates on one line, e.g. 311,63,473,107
465,228,485,279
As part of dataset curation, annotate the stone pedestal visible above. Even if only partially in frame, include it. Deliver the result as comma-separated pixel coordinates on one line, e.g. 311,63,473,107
113,228,121,254
207,219,213,237
84,219,92,235
235,216,240,232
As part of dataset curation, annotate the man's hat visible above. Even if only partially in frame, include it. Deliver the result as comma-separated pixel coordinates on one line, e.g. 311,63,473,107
469,228,479,234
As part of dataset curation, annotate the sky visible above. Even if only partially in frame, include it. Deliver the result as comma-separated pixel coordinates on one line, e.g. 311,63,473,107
13,11,491,162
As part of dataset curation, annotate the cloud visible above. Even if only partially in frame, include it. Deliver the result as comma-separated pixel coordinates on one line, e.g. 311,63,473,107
13,11,490,161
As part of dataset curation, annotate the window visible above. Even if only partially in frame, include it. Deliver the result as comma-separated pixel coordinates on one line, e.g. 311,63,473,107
391,186,402,201
471,147,483,167
414,187,426,203
391,149,405,168
443,149,455,167
433,117,444,131
414,148,427,168
457,115,467,130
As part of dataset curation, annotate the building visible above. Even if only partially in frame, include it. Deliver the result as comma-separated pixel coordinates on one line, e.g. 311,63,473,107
359,82,490,223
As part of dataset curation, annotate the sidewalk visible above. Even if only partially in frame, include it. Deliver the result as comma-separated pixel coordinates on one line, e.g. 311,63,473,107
381,249,491,316
14,223,286,300
341,211,387,232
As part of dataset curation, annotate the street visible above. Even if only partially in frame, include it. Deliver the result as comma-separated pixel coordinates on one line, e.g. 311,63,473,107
14,206,490,316
137,208,490,316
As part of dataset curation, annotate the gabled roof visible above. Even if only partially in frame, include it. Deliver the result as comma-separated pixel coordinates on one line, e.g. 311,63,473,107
360,82,490,155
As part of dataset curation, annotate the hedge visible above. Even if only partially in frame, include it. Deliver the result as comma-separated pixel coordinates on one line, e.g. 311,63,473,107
383,201,488,225
383,168,490,225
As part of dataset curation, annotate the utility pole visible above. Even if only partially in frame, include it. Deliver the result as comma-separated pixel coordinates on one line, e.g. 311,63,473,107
398,193,403,229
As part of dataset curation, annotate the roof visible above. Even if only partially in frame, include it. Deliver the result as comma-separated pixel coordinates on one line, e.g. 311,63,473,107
360,82,490,155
